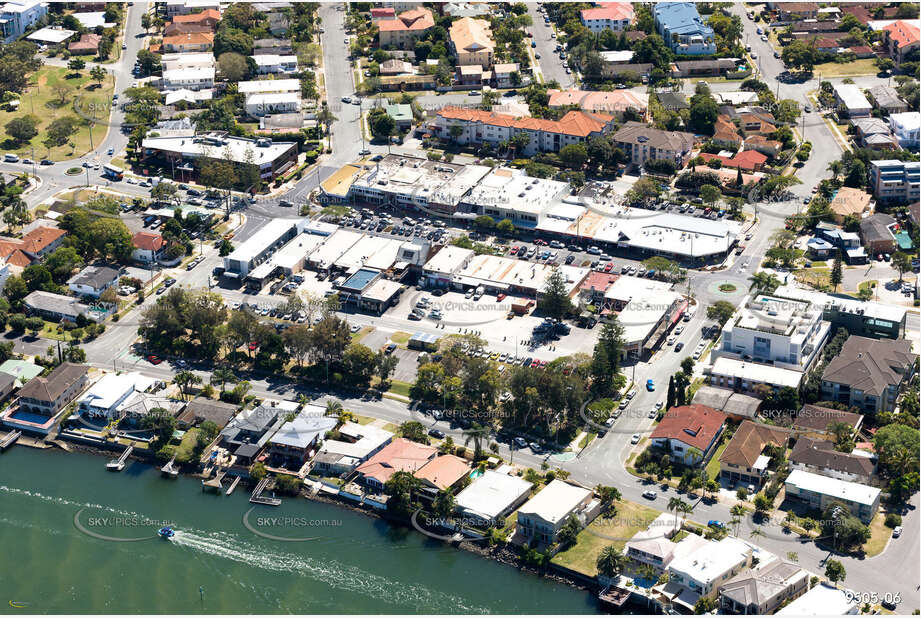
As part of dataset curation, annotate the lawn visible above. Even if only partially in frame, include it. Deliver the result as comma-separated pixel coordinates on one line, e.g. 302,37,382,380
794,267,831,290
0,65,115,161
351,326,373,342
705,438,729,481
388,380,411,398
551,500,660,577
174,427,200,463
389,331,411,345
863,512,894,557
813,59,879,78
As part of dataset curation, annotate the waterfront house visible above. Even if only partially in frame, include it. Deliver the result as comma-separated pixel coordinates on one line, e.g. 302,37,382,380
354,437,437,491
718,558,809,615
413,454,470,491
649,405,727,466
0,359,43,387
0,372,14,403
453,469,533,526
68,265,120,299
789,437,876,485
267,405,338,463
821,335,917,414
219,400,294,465
624,513,689,572
17,362,89,418
784,469,880,523
176,397,238,430
515,480,599,545
718,421,788,489
666,536,752,604
77,372,159,418
314,421,394,476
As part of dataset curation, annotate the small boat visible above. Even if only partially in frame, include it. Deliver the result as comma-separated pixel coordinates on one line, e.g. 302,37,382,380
158,526,175,539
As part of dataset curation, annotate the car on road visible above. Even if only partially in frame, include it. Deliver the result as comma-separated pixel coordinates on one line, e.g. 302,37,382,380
529,442,541,453
631,433,641,444
648,409,657,419
774,50,781,58
164,278,176,287
359,148,371,156
708,520,725,529
646,379,655,391
804,104,812,113
428,428,446,439
146,355,162,364
349,324,361,333
642,490,657,500
513,437,528,449
893,526,903,538
675,342,684,352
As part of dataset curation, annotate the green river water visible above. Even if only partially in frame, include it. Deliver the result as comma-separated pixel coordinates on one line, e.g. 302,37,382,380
0,447,601,614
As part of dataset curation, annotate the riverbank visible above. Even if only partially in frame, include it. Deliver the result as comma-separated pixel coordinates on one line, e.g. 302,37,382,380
0,445,602,614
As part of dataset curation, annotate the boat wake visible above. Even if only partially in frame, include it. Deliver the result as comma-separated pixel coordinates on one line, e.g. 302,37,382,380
170,529,494,614
0,485,148,520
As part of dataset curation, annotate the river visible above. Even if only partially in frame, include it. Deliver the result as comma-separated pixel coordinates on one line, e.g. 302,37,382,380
0,447,601,614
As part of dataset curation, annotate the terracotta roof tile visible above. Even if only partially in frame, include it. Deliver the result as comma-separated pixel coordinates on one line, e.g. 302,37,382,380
650,404,727,452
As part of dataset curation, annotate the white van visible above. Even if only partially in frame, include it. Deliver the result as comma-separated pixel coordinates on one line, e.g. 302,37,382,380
4,153,19,162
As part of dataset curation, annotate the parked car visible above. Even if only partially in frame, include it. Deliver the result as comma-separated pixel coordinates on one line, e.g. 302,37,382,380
513,437,528,449
428,429,446,439
384,343,397,354
631,433,641,444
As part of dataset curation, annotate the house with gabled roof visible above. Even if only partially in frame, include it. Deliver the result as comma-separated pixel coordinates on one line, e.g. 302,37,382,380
649,404,727,466
718,421,789,489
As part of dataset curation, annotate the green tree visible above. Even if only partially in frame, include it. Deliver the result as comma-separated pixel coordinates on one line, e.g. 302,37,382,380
67,58,86,73
596,546,624,578
782,40,816,72
707,300,736,326
537,267,572,319
4,115,38,143
699,184,722,206
399,420,430,444
824,559,846,585
369,111,396,140
557,515,581,548
891,251,911,282
383,470,421,518
174,370,202,401
830,251,843,292
559,143,588,169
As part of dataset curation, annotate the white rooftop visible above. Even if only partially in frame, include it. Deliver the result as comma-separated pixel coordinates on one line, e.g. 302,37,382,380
463,168,569,217
238,78,301,94
245,92,301,106
321,421,394,461
161,52,215,70
603,274,673,303
141,133,295,166
269,232,325,271
454,470,533,520
834,84,872,111
164,89,213,105
27,26,76,44
773,284,907,325
667,536,750,585
72,11,114,28
268,404,337,449
599,50,634,63
227,218,303,264
252,54,298,66
776,583,859,615
308,228,363,270
423,245,474,276
517,479,591,524
162,67,215,85
78,372,158,412
786,468,881,507
710,356,804,388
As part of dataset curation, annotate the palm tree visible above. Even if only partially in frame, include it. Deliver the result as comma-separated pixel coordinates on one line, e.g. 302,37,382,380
749,272,781,294
827,160,843,182
667,497,689,530
463,422,486,461
596,545,624,579
730,504,747,536
325,399,344,417
209,368,237,394
174,371,201,401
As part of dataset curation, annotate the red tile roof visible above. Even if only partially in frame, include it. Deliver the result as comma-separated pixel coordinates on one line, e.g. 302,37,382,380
68,33,102,52
377,7,434,33
650,404,727,452
438,107,614,138
883,20,920,49
370,7,395,17
20,227,66,254
580,271,618,293
413,454,470,490
355,437,437,485
581,2,634,23
162,31,215,48
171,8,220,24
132,231,165,252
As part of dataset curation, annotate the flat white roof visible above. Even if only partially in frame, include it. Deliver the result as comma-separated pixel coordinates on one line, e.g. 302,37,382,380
776,583,859,615
245,92,301,106
27,26,76,43
271,233,325,270
252,54,298,65
773,285,907,324
334,234,404,271
710,356,804,388
309,228,363,269
599,50,634,62
604,274,674,303
463,168,569,217
454,254,588,295
142,134,295,166
363,278,403,302
162,67,215,82
72,11,114,28
517,479,591,524
269,405,337,449
238,78,301,94
161,52,215,66
78,372,157,411
834,84,872,111
322,421,393,460
227,218,303,264
786,469,881,507
667,536,750,585
424,245,474,276
455,470,533,520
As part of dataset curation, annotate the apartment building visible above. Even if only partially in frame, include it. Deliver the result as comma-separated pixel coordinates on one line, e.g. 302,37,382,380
377,6,434,49
784,469,880,523
667,537,752,602
449,17,494,67
821,336,917,414
611,122,696,169
870,160,920,204
516,480,598,545
579,2,634,33
653,2,716,56
17,363,89,418
0,1,47,43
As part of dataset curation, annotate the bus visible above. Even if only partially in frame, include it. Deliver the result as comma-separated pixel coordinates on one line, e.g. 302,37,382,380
102,163,124,180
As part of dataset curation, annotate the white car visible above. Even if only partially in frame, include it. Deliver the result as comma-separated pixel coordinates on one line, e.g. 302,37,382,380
667,336,676,346
630,434,641,444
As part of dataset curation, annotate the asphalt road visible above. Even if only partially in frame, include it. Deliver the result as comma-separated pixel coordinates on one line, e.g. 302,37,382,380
526,4,574,88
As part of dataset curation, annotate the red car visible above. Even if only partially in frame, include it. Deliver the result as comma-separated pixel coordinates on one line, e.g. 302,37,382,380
604,262,614,272
497,293,507,301
530,359,541,368
510,246,518,254
533,239,547,246
538,360,548,369
248,341,259,351
147,355,162,365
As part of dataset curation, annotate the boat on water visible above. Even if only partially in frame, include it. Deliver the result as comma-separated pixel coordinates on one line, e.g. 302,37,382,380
158,526,175,539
